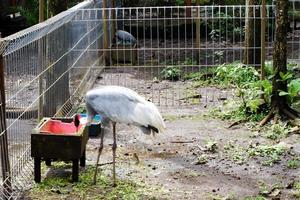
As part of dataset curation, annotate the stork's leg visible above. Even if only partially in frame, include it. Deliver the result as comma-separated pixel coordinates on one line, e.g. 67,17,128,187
93,128,104,185
112,122,117,186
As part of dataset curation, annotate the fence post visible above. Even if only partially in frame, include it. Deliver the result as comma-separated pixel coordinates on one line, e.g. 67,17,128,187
196,0,200,64
103,0,110,66
261,0,266,83
0,39,12,200
38,0,45,120
111,0,116,39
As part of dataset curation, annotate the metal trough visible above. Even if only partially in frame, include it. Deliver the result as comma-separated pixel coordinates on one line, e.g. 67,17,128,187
31,117,89,182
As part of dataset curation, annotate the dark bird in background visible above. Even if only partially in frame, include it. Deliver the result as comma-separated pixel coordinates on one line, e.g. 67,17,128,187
85,85,165,186
114,30,137,45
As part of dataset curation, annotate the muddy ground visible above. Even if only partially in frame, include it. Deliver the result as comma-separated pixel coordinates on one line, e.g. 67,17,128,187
80,69,300,200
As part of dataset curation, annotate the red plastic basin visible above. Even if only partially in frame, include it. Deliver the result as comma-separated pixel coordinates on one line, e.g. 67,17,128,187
39,120,83,135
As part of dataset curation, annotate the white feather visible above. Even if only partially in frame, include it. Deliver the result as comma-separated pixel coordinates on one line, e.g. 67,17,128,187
85,86,165,133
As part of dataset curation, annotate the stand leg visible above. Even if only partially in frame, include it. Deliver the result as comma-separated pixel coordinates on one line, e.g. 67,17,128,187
80,149,86,167
72,159,79,182
34,157,41,183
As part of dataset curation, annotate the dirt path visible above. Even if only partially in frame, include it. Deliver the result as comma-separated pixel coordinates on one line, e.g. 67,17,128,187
85,107,300,199
84,71,300,200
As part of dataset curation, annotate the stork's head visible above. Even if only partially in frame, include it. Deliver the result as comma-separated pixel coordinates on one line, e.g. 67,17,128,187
74,114,80,128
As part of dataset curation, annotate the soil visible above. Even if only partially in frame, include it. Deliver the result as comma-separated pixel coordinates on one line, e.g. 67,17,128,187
82,69,300,200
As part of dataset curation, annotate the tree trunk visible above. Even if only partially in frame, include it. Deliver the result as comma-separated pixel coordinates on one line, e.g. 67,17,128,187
186,0,192,17
259,0,295,126
244,0,261,66
271,0,289,109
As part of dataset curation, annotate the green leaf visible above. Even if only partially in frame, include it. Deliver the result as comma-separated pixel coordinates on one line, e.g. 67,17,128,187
279,72,293,81
279,91,290,96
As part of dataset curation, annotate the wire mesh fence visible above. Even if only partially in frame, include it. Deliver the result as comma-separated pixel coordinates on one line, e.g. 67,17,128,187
0,0,105,198
0,2,300,199
85,5,279,107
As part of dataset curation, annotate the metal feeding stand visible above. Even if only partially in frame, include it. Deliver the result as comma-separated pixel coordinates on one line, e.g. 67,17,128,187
31,117,89,182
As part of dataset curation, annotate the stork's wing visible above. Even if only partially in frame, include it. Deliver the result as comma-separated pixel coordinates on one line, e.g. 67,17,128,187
86,86,165,132
86,86,149,125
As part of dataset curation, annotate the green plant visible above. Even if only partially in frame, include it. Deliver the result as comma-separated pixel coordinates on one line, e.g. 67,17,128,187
248,144,287,166
261,80,273,102
76,104,86,114
265,122,289,140
214,50,224,63
223,142,247,164
295,181,300,199
181,58,197,66
287,158,300,169
214,63,259,87
160,66,182,81
244,196,266,200
279,78,300,104
184,72,203,81
194,154,208,165
205,139,218,153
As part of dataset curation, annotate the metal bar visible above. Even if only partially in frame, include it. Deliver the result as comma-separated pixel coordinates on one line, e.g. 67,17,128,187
0,41,11,200
261,0,266,84
111,0,116,39
103,0,109,66
38,0,45,120
196,0,201,65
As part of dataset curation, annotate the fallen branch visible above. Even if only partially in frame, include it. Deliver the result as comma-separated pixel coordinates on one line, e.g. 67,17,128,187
289,119,300,127
170,141,194,144
259,108,275,126
288,126,300,134
228,119,247,128
97,162,113,166
179,94,201,100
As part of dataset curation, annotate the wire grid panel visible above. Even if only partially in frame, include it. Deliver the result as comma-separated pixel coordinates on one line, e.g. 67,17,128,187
76,5,280,107
0,0,104,198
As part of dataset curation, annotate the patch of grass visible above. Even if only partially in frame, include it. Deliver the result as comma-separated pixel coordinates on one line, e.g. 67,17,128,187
243,196,266,200
264,122,289,140
295,181,300,199
163,114,204,122
28,164,159,200
182,89,201,104
287,158,300,169
184,66,217,82
248,144,287,166
160,66,182,81
208,99,266,122
213,62,259,88
223,142,289,166
196,62,300,124
204,139,218,153
224,141,248,165
184,72,203,81
206,193,236,200
193,154,208,165
163,115,181,122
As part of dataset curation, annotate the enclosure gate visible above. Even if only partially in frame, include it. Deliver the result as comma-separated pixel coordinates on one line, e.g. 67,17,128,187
0,1,300,199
